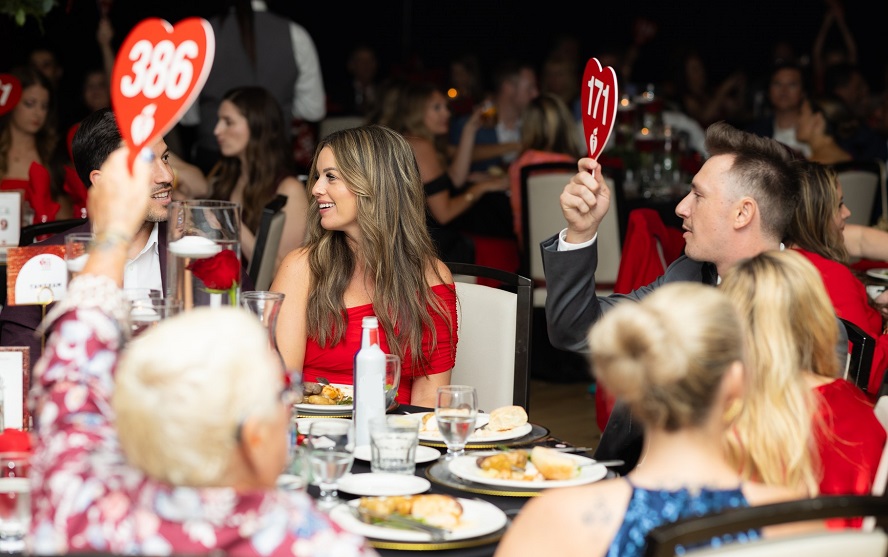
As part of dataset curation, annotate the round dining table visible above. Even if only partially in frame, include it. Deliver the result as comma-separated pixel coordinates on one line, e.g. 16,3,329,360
298,404,613,557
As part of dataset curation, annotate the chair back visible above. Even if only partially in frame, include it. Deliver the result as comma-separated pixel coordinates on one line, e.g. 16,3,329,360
247,195,287,291
18,218,88,246
841,317,875,395
319,116,366,139
614,208,685,294
445,262,532,412
832,159,886,227
644,495,888,557
520,162,620,304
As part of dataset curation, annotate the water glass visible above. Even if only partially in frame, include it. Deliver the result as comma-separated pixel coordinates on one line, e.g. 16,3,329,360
369,414,419,474
306,419,354,510
123,288,162,304
129,297,183,337
167,200,241,310
384,354,401,410
435,385,478,460
64,232,94,281
0,452,30,553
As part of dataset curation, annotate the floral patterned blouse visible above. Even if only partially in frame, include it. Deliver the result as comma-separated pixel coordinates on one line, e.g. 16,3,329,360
29,276,377,556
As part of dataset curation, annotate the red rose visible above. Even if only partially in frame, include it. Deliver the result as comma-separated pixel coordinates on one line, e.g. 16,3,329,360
187,249,240,290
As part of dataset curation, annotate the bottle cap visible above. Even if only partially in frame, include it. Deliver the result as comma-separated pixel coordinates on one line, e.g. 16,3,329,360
362,316,379,328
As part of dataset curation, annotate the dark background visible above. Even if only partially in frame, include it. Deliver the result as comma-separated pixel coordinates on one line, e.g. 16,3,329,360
3,0,888,123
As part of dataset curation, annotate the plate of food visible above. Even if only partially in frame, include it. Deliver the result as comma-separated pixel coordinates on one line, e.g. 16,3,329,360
329,494,507,543
866,268,888,282
293,382,354,414
448,447,608,489
411,405,533,443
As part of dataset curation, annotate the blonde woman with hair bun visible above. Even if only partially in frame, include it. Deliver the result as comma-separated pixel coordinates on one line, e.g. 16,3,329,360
720,250,885,513
496,283,802,557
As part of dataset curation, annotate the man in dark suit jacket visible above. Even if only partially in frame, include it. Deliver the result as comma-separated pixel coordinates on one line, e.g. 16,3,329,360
539,121,833,472
3,109,191,368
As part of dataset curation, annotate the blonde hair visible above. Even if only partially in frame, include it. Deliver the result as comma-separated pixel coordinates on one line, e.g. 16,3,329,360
720,250,833,494
113,307,281,486
787,161,849,263
587,283,745,431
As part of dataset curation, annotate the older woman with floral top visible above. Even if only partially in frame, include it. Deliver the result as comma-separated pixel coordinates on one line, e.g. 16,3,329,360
29,146,375,556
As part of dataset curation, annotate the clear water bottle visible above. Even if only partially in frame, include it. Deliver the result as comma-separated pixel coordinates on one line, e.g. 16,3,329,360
353,316,386,447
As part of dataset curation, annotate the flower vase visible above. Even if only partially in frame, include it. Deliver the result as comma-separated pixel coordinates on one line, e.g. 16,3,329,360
167,200,241,310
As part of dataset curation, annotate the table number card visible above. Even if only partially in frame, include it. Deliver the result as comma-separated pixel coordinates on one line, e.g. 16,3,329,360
0,192,22,251
5,245,66,306
580,58,619,161
0,347,29,430
111,17,214,171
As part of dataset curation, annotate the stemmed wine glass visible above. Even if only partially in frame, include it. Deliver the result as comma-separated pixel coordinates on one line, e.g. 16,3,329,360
306,419,354,510
435,385,478,460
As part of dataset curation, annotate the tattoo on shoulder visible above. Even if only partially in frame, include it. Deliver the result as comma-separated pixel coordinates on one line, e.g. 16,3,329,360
580,496,615,526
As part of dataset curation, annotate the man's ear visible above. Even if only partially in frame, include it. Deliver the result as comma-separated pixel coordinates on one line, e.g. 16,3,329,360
734,197,757,230
89,169,102,187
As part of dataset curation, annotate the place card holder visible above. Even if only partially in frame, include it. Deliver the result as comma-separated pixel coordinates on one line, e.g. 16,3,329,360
0,347,30,431
6,244,67,353
0,192,21,254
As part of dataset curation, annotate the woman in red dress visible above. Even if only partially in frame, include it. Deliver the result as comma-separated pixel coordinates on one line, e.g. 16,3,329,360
271,125,457,407
0,65,68,223
722,250,886,513
787,161,888,394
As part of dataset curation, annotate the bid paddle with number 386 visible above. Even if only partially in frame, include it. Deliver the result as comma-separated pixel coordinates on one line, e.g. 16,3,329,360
111,17,215,170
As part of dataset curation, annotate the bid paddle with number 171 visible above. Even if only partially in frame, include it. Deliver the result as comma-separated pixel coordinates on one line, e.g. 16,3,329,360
580,57,618,177
110,17,215,171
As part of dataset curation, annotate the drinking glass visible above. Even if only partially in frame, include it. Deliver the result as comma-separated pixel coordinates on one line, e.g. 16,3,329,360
306,419,354,510
123,288,162,304
240,291,286,371
435,385,478,460
0,452,30,553
129,297,183,337
384,354,401,410
64,232,94,282
167,200,241,310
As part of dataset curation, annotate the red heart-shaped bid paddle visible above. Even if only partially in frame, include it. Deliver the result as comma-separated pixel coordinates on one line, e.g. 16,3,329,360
580,58,618,161
0,74,23,117
111,17,215,170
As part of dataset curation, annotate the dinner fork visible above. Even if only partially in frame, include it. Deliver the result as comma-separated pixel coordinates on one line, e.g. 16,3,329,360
351,506,449,542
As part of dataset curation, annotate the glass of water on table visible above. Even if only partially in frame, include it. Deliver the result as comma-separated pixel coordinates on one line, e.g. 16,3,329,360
306,419,354,510
435,385,478,460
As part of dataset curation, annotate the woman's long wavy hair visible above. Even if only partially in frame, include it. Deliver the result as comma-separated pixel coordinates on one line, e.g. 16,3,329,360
208,86,294,232
786,161,849,263
0,65,58,180
721,250,834,495
303,125,452,374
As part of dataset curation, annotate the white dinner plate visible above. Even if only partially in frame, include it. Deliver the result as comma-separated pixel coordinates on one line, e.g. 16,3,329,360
866,268,888,282
448,451,608,489
294,384,354,414
338,473,431,497
353,444,442,464
329,497,508,542
407,412,533,443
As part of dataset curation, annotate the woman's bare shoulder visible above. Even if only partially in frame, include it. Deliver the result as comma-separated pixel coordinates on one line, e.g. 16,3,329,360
277,175,307,195
277,247,311,276
426,259,453,286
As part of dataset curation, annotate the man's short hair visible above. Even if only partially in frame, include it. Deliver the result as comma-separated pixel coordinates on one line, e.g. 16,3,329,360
72,107,123,187
704,121,801,243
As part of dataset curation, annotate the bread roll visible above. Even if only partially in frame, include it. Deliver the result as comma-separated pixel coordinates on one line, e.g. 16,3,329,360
530,446,578,480
421,413,439,432
410,494,463,529
487,405,528,431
